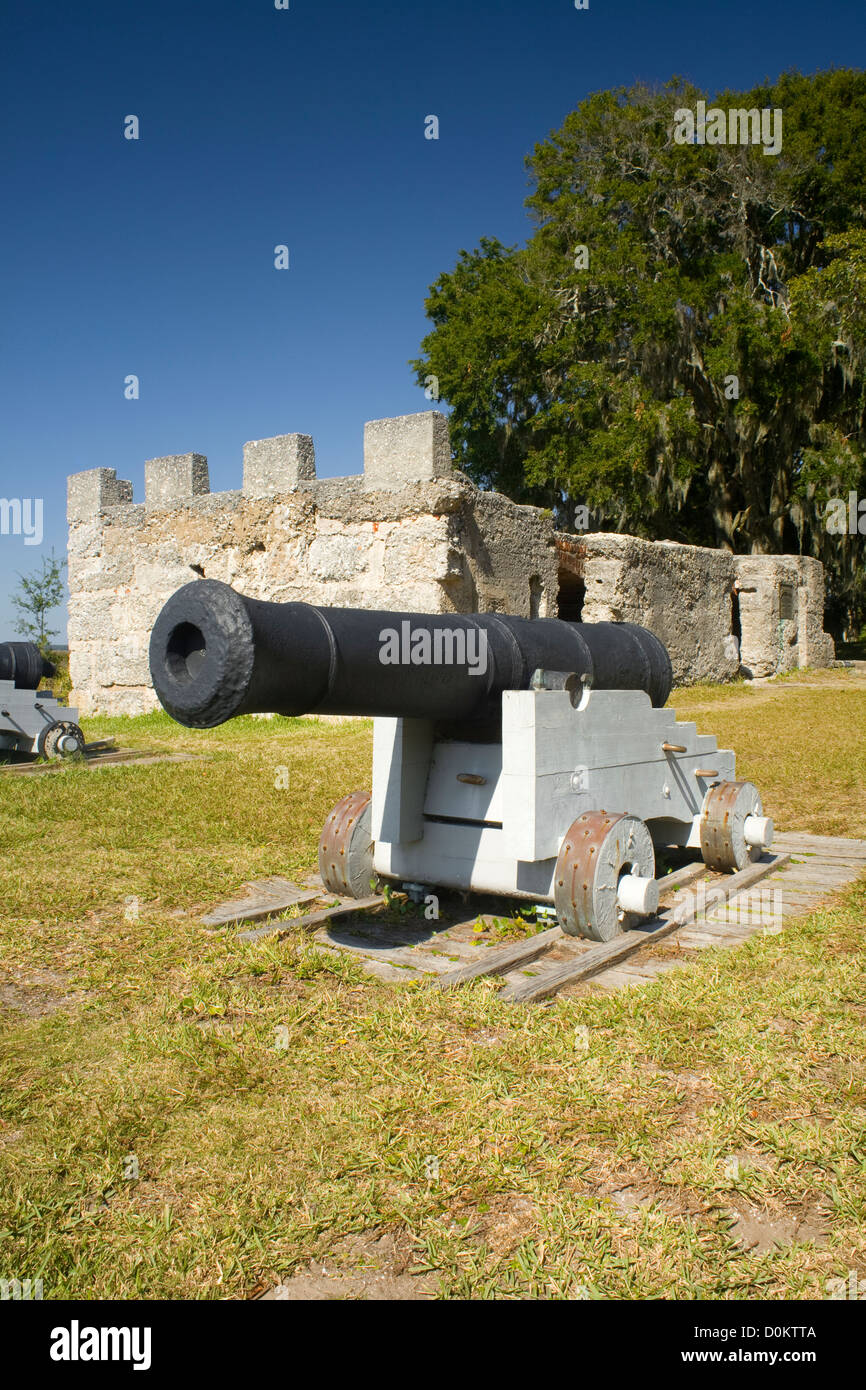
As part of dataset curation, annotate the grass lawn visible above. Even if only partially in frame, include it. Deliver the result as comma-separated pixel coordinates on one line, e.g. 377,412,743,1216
1,671,864,1299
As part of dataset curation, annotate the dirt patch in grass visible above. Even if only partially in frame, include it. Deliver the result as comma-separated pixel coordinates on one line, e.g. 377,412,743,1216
725,1201,830,1253
603,1177,702,1225
0,966,78,1019
478,1195,539,1256
259,1229,438,1300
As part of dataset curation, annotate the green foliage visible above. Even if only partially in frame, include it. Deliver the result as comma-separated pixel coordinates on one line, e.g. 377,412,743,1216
11,549,67,654
380,881,416,916
411,70,866,632
43,649,71,701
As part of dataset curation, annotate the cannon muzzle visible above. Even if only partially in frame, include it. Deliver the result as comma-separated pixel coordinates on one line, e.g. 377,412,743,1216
149,579,672,727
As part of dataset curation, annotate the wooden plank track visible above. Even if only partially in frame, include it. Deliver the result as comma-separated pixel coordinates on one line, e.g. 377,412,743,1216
436,859,708,991
202,831,864,1002
586,835,866,986
498,853,789,1004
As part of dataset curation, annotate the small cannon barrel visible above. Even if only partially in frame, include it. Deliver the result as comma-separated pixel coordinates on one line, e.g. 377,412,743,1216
149,579,672,728
0,642,55,690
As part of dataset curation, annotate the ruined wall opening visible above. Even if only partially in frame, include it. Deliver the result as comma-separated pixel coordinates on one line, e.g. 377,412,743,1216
529,575,542,618
557,569,585,623
730,587,742,646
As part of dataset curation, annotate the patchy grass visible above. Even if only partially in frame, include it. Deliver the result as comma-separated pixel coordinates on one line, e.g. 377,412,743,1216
0,679,863,1300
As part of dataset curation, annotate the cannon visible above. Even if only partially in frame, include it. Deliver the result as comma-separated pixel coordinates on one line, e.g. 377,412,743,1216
0,642,85,759
150,580,773,941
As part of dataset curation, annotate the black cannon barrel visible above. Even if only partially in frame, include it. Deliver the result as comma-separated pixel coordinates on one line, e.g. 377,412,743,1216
149,579,672,728
0,642,55,690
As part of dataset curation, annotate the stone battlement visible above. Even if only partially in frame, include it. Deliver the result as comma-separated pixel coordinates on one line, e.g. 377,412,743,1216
67,411,453,523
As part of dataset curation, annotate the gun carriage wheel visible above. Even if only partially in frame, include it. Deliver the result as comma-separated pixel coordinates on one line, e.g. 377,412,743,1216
36,719,86,760
554,811,660,942
318,790,374,898
700,780,773,873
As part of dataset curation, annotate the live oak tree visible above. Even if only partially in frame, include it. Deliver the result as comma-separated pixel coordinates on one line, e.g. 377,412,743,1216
411,70,866,636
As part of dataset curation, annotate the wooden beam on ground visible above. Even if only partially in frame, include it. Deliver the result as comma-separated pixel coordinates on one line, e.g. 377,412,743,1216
656,860,712,895
437,926,563,989
201,878,321,930
1,750,204,776
773,833,866,860
237,895,385,944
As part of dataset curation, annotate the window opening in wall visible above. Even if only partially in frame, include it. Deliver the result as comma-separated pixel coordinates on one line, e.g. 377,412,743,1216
779,583,795,621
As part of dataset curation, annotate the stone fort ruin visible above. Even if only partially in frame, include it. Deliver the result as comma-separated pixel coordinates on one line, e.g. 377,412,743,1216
66,410,834,716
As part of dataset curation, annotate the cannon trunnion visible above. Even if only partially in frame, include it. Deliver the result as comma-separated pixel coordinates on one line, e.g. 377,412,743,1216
150,580,772,942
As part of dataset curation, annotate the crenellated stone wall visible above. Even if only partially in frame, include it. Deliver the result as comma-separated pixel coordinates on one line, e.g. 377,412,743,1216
66,410,834,715
66,413,560,715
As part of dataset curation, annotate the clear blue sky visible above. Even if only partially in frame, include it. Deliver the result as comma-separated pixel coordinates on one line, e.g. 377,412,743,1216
1,0,863,639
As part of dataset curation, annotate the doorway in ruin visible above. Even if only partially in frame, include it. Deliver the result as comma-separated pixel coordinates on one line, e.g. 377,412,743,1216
730,587,742,649
557,568,585,622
